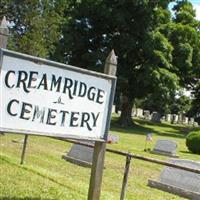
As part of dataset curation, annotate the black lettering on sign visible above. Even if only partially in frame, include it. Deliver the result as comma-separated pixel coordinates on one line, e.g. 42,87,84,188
70,112,79,127
78,82,87,97
27,71,38,89
5,70,15,88
60,110,69,126
73,80,78,95
16,71,29,93
37,74,48,90
50,75,62,92
20,102,32,120
7,99,19,116
32,106,45,123
46,108,57,125
80,112,91,131
96,89,105,104
63,78,73,99
91,112,100,127
87,87,96,101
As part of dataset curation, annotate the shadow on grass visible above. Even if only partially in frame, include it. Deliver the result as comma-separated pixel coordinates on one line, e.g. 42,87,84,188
179,150,197,155
0,156,78,193
1,198,55,200
111,117,186,139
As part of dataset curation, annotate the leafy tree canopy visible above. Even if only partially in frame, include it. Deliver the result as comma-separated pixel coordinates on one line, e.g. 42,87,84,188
1,0,68,57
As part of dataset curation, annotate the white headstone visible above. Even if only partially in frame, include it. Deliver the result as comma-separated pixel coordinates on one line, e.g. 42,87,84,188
165,114,171,122
189,118,195,125
136,108,143,117
132,108,137,117
178,114,183,123
183,116,189,124
148,159,200,199
112,105,116,113
152,139,178,157
143,110,151,120
172,114,178,123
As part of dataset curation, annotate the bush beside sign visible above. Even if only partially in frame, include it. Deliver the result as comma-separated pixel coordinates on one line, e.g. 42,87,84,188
0,49,116,141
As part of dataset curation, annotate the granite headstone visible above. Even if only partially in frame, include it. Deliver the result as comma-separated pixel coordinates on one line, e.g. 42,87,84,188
152,139,178,157
62,142,94,167
151,112,161,123
148,159,200,200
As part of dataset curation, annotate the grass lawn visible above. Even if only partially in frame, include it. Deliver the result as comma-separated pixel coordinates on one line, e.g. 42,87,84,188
0,117,200,200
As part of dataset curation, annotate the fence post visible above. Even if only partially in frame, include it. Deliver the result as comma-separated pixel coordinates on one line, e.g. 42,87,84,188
120,154,132,200
20,135,29,165
88,50,117,200
0,16,9,48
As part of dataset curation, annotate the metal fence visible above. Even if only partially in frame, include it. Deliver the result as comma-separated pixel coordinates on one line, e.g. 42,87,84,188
57,138,200,200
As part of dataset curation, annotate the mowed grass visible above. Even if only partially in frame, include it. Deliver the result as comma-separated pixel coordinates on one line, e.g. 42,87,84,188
0,117,200,200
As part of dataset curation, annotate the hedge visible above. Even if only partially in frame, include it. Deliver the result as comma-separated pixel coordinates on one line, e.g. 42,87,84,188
186,130,200,154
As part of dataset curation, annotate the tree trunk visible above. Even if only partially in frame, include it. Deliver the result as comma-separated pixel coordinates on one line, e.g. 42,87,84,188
118,95,134,127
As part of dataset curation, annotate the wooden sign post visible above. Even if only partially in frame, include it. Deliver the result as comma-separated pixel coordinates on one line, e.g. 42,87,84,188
88,50,117,200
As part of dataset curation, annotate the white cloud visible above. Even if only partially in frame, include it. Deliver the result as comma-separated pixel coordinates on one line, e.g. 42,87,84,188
193,4,200,20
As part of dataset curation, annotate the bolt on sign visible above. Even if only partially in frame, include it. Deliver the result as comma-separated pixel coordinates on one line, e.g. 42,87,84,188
0,49,116,141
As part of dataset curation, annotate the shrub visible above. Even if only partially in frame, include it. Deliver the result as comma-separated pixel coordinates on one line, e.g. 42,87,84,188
186,130,200,154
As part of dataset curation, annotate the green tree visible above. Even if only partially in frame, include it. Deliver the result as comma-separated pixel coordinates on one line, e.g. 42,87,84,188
55,0,179,126
164,1,200,120
171,94,192,114
1,0,67,58
171,1,200,88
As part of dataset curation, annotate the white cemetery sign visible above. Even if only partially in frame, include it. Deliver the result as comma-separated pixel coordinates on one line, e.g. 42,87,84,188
0,49,116,141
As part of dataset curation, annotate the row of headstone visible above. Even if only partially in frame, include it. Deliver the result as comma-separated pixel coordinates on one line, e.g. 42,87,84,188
116,106,198,126
165,114,198,126
148,159,200,199
132,108,162,122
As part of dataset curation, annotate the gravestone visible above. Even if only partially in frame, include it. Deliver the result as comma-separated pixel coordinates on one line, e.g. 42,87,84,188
131,108,137,117
112,105,116,113
62,142,94,167
136,108,143,118
165,114,171,122
189,118,195,125
183,116,189,124
143,110,151,120
178,114,183,124
152,139,178,157
148,159,200,200
151,112,161,123
171,114,178,124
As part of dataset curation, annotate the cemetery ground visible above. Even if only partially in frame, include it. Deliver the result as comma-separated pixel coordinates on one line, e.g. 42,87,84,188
0,118,200,200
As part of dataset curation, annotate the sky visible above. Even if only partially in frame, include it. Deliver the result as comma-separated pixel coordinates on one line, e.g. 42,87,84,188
191,0,200,20
169,0,200,20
